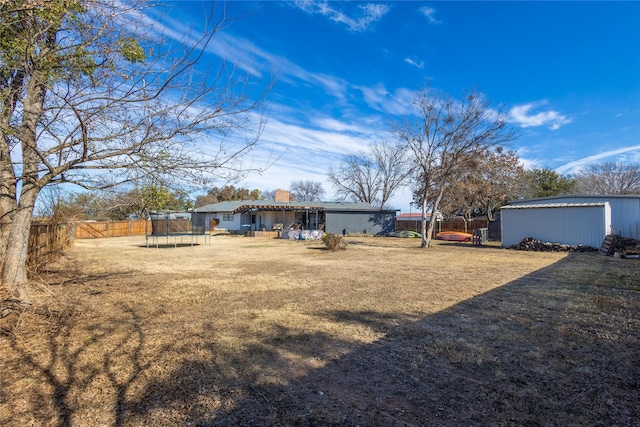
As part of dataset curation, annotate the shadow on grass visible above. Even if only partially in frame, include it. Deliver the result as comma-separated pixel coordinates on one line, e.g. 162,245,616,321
3,305,147,427
3,253,638,426
130,253,638,426
206,255,640,426
137,243,203,249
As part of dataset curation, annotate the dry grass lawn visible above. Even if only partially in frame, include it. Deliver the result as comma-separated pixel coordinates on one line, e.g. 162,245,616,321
1,235,639,426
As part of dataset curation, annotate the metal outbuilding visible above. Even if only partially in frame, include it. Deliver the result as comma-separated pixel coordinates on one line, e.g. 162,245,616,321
501,202,612,248
502,195,640,244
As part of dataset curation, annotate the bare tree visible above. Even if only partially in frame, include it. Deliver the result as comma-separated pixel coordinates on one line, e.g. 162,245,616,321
438,148,524,221
328,141,411,209
262,189,276,201
290,180,325,201
34,186,102,222
328,153,378,205
102,187,149,220
393,86,517,248
576,162,640,195
0,1,272,299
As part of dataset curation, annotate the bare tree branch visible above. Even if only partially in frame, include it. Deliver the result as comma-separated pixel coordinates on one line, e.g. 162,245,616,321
393,86,517,248
290,180,325,202
576,162,640,195
327,141,411,209
0,0,274,289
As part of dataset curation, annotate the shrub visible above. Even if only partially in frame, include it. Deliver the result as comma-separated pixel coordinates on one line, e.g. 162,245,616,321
322,233,346,251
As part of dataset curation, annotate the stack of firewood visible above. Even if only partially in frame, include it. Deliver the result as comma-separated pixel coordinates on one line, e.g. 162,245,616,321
510,237,598,252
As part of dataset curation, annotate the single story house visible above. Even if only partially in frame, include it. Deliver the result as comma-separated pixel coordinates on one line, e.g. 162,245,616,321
501,194,640,248
192,191,396,236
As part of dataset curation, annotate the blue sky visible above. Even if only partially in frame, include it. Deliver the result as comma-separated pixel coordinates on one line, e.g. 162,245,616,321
155,1,640,212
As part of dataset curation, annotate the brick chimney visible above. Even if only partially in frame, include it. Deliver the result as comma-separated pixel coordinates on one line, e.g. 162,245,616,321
274,189,290,203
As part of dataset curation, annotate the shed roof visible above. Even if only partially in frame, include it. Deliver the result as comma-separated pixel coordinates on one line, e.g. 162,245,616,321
507,194,640,205
502,202,608,210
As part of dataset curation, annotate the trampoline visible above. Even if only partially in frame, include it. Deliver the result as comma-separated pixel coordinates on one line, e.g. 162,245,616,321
146,215,211,248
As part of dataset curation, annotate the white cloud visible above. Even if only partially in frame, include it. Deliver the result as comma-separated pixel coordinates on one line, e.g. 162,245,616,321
310,117,372,134
197,31,351,102
419,6,442,24
404,57,425,69
236,111,384,195
131,7,274,81
293,1,390,32
139,5,347,103
139,4,396,116
508,102,571,130
555,144,640,175
517,157,540,171
354,84,416,116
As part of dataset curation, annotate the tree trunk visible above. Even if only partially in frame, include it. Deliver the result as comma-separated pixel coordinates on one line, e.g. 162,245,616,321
0,201,12,276
1,68,46,293
0,73,23,278
487,203,495,222
423,188,444,249
1,187,38,292
420,198,428,248
424,210,435,248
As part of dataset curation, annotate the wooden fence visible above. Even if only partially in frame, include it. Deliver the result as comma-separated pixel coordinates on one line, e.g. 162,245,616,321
27,222,74,269
26,220,149,269
396,219,489,236
74,220,149,239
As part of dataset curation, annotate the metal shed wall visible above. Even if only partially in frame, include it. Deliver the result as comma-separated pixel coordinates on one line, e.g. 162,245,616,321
325,211,395,235
501,203,611,248
508,196,640,239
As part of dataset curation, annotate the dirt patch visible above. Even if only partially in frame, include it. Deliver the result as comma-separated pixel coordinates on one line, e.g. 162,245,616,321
1,236,638,426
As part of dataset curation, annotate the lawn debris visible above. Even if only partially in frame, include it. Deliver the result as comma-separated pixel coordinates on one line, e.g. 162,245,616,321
601,234,640,259
510,237,598,252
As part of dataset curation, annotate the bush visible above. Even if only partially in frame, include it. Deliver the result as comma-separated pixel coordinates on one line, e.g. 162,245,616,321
322,233,346,251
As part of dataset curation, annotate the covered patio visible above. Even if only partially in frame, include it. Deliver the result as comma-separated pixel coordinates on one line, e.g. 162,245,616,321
233,202,325,236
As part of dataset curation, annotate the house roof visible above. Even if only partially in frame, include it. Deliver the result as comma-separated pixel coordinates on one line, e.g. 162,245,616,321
193,200,385,214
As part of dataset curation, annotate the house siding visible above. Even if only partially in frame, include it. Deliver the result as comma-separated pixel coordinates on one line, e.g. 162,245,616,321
501,203,611,248
325,211,395,235
192,212,242,232
193,200,396,235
